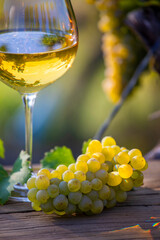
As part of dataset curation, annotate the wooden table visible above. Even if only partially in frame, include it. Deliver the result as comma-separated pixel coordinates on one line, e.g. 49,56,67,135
0,160,160,240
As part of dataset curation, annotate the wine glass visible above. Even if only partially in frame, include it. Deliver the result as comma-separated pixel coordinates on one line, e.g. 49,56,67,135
0,0,78,201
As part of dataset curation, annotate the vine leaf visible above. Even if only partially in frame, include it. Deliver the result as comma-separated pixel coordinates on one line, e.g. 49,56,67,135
82,139,92,154
0,151,31,205
0,139,5,159
0,165,9,205
41,146,75,169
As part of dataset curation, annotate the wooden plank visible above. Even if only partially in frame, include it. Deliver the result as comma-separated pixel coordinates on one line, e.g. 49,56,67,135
0,160,160,240
0,206,159,240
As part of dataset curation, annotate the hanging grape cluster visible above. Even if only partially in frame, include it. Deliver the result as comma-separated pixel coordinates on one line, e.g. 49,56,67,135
86,0,133,103
27,136,148,215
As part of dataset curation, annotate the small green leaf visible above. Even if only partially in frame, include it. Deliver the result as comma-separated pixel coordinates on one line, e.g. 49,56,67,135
9,151,32,188
11,151,29,174
41,146,75,169
0,151,32,205
0,139,5,159
82,139,92,154
0,165,10,205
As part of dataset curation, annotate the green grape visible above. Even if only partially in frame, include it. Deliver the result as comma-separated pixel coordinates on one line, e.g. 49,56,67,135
87,158,101,173
95,169,108,184
120,178,134,191
101,136,116,147
86,171,95,181
76,161,88,173
128,149,142,158
140,162,148,171
111,157,117,166
27,188,38,202
68,179,81,192
105,198,117,208
86,0,95,4
95,0,110,11
132,172,144,187
50,170,62,180
50,178,61,186
98,185,110,200
35,175,50,190
62,170,75,182
121,147,128,151
47,184,59,198
78,195,92,212
91,199,104,214
37,168,52,180
87,140,102,154
91,178,103,191
118,164,133,179
74,171,86,182
77,154,90,162
53,194,68,211
65,203,76,215
131,156,146,170
131,170,140,179
56,165,68,175
54,210,65,216
102,32,128,103
36,189,49,203
140,161,148,171
59,181,70,196
107,171,122,186
80,180,92,194
116,190,127,203
27,177,36,189
92,152,105,164
115,151,130,164
111,145,121,155
104,161,113,172
68,191,82,205
68,163,76,173
108,188,116,201
41,198,55,213
86,190,99,201
31,201,41,211
100,162,109,172
102,146,115,161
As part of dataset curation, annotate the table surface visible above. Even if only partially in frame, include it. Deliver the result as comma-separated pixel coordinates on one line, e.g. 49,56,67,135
0,160,160,240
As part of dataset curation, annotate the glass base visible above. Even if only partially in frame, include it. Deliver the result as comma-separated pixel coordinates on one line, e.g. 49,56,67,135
9,183,30,202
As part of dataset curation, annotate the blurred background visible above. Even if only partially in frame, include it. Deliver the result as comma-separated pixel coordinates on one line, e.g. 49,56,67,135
0,0,160,165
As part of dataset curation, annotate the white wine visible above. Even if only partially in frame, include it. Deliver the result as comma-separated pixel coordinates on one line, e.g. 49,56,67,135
0,31,78,93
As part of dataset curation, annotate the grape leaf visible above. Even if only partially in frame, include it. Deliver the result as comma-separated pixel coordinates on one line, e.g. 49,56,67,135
9,151,32,189
41,146,75,169
82,139,92,154
0,139,5,159
0,165,10,205
0,151,31,205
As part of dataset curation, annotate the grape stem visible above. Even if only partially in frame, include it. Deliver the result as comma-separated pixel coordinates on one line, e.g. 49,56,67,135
94,38,160,140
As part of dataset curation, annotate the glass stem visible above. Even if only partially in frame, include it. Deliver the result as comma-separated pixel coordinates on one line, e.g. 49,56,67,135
22,93,37,166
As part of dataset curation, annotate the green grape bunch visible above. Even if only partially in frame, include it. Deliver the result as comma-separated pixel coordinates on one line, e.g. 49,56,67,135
86,0,130,103
27,136,148,215
85,0,153,103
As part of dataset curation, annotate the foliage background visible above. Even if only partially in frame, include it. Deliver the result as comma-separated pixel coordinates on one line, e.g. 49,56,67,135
0,0,160,165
